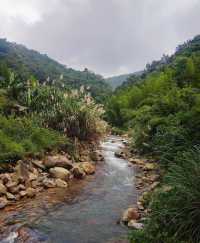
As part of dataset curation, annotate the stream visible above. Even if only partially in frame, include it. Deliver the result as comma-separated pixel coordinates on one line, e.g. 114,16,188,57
0,136,137,243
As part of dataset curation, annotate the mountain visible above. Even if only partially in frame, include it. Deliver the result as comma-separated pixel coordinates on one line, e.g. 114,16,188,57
105,74,132,90
0,38,111,102
105,71,144,90
116,35,200,91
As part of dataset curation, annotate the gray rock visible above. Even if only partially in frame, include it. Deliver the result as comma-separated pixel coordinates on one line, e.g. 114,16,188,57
71,166,86,179
26,187,36,198
128,220,144,230
6,192,16,200
0,197,8,209
0,182,7,195
121,208,140,223
42,178,56,188
55,179,68,188
49,167,71,181
44,155,73,170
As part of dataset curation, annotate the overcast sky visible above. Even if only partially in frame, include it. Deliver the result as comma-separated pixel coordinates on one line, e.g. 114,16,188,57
0,0,199,77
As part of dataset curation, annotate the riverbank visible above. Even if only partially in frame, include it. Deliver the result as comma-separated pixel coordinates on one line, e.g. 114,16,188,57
0,136,137,243
0,139,104,212
115,136,160,230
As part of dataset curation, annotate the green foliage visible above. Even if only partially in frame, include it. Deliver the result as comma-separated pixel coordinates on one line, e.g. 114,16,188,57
106,36,200,165
130,148,200,243
28,85,107,140
0,58,107,162
105,35,200,242
0,115,68,162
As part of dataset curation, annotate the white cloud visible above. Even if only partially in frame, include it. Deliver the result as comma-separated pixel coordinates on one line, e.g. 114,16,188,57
0,0,199,76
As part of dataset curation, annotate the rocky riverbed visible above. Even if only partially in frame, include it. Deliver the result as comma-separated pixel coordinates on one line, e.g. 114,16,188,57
0,135,159,243
0,150,102,211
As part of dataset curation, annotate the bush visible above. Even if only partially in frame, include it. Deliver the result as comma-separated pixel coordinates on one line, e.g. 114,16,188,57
0,115,68,162
30,86,107,140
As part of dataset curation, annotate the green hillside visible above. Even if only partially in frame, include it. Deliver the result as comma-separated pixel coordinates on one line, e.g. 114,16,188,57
105,71,143,90
105,73,132,90
106,35,200,243
0,38,111,102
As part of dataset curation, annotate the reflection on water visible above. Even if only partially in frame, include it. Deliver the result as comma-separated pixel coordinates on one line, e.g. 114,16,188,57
0,136,137,243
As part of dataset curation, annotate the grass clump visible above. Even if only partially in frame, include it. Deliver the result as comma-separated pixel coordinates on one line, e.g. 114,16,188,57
0,115,68,162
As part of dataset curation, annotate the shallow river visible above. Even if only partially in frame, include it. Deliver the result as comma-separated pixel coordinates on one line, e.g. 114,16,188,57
0,136,137,243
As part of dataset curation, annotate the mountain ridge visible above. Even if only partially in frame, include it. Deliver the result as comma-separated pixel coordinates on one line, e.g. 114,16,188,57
0,38,111,101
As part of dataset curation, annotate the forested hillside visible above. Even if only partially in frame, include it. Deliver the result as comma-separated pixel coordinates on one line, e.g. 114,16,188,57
0,38,111,102
106,35,200,243
105,73,132,90
0,38,109,164
105,71,143,90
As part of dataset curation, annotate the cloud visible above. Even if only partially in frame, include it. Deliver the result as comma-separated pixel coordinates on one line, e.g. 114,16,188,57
0,0,199,77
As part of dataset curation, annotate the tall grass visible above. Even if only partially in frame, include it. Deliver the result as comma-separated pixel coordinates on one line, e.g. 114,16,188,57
130,148,200,243
29,86,107,140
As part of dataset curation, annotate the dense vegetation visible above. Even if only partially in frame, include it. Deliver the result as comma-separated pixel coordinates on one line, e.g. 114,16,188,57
0,51,107,163
0,38,111,102
106,35,200,242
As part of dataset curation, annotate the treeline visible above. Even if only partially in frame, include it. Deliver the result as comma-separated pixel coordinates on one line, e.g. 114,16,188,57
0,38,111,102
106,35,200,242
0,62,107,163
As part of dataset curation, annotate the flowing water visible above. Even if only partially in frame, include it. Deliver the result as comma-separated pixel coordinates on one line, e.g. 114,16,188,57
0,136,137,243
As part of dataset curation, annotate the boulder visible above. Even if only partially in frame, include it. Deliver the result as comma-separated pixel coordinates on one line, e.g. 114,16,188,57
26,188,36,198
137,201,145,211
19,191,27,198
14,161,29,183
44,155,73,170
6,181,18,194
0,182,7,195
122,140,128,145
79,162,95,175
49,167,71,181
0,197,8,209
90,151,104,162
121,208,140,223
0,173,12,185
79,155,90,162
31,180,43,189
7,183,25,195
42,178,56,188
6,192,16,200
55,179,68,188
18,184,26,191
128,220,144,230
71,166,86,179
144,163,157,171
28,172,38,182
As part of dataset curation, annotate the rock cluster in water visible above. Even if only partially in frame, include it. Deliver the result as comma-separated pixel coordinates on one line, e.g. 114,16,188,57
0,151,104,210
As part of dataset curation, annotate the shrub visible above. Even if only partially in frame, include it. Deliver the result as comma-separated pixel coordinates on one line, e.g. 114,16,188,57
29,86,107,140
0,115,68,162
